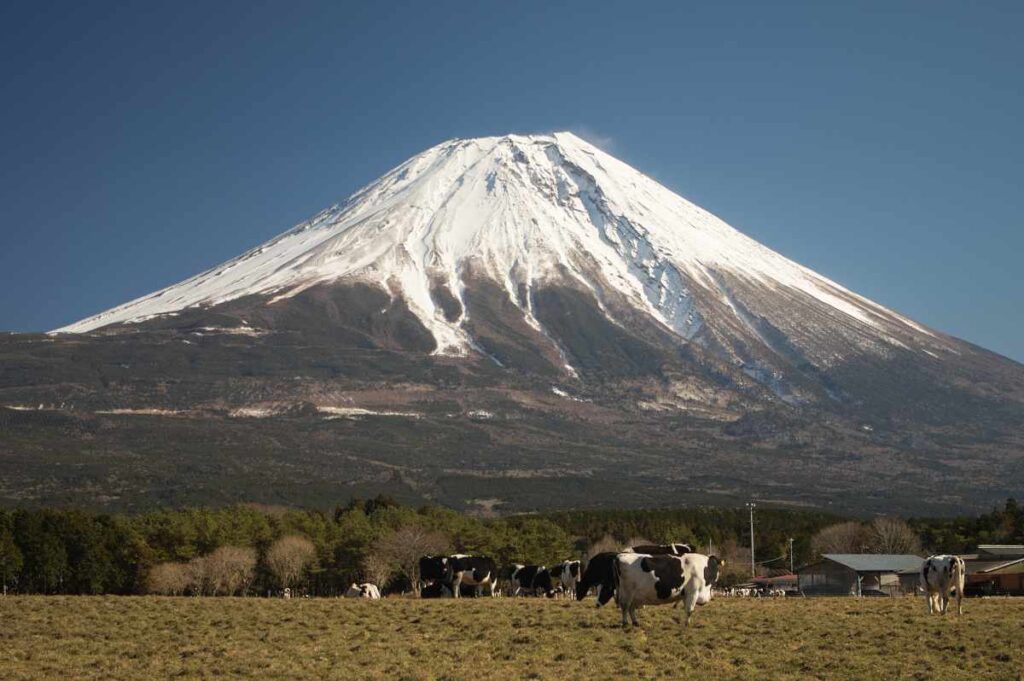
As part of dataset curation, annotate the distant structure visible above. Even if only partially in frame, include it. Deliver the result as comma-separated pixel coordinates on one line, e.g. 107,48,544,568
797,554,923,596
960,545,1024,596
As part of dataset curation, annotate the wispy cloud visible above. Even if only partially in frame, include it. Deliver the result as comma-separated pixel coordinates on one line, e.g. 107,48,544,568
569,126,616,153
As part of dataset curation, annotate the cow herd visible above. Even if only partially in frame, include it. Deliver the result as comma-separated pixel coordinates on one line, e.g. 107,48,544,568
415,542,719,627
341,545,972,624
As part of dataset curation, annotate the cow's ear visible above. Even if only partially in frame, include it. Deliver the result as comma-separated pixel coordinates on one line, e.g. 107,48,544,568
640,558,653,573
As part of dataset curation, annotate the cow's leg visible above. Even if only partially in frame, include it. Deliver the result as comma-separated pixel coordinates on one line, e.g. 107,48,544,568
619,600,629,627
682,588,699,627
450,572,463,598
629,604,640,627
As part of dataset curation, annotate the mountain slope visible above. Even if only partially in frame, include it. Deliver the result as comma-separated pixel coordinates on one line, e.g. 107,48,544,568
2,132,1021,514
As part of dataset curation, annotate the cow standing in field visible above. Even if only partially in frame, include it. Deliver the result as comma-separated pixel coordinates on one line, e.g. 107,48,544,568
920,555,966,615
344,583,382,599
575,552,618,606
612,552,723,627
419,555,451,593
447,555,499,598
509,564,556,597
552,560,581,597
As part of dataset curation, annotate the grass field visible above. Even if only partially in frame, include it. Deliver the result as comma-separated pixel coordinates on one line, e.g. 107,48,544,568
1,595,1022,680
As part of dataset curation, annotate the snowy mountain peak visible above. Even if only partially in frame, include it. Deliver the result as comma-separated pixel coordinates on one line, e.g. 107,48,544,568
56,131,940,364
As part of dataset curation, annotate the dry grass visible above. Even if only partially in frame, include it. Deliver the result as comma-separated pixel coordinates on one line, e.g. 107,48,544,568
1,595,1022,680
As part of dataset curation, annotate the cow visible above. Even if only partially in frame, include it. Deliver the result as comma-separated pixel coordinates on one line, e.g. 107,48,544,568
419,555,451,590
552,560,581,596
420,581,454,598
920,554,966,615
344,583,382,599
612,552,723,627
628,543,692,556
446,555,499,598
575,552,618,606
509,564,556,597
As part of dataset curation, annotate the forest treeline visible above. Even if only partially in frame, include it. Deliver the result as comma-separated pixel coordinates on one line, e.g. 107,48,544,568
0,498,1020,596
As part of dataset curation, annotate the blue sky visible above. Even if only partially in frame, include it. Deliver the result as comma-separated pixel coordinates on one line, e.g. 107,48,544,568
1,1,1021,361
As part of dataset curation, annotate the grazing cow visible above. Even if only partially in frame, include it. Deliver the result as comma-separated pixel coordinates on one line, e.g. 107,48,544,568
509,564,555,597
575,552,618,606
628,543,693,556
612,552,723,627
446,555,499,598
420,581,454,598
552,560,581,596
920,555,966,615
344,583,382,599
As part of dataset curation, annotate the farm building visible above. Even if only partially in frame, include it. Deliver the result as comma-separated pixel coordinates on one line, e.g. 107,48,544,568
797,554,923,596
753,574,798,593
962,545,1024,596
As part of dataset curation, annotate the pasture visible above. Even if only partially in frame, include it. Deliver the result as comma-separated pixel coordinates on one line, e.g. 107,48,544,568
1,596,1022,680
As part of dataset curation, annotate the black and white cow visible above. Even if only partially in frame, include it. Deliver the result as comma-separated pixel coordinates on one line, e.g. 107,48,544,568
419,555,451,590
612,552,723,627
628,543,692,556
509,564,556,597
343,583,382,599
575,552,618,606
447,555,498,598
552,560,581,597
920,554,966,615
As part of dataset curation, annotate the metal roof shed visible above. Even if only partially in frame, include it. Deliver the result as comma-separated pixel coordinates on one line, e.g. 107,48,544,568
797,554,923,596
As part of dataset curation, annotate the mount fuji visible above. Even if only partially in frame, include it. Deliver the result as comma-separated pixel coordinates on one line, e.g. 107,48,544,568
3,133,1022,514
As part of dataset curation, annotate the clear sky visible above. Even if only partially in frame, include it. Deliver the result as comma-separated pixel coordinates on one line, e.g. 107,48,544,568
1,1,1021,361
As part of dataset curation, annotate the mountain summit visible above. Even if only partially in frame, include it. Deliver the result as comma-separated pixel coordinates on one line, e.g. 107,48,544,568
61,134,951,383
4,133,1022,514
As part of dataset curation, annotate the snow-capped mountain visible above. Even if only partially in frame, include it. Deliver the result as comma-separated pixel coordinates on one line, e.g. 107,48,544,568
57,133,959,392
6,132,1022,514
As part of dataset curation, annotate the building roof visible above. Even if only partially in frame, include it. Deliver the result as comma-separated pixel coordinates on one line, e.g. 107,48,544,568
977,557,1024,574
977,545,1024,557
820,554,924,573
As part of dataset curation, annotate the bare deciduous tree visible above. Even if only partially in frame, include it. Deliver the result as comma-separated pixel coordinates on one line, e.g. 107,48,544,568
371,526,449,594
146,562,191,596
361,552,395,591
585,534,621,560
266,535,316,590
186,555,212,596
624,537,655,551
811,522,873,556
869,517,922,555
717,537,756,584
206,546,257,595
184,546,257,596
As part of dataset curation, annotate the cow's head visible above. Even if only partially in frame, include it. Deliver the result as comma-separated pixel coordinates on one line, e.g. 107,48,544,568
575,581,589,601
704,556,723,585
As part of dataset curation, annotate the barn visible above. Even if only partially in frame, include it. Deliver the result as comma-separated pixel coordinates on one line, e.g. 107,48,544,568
962,545,1024,596
796,554,923,596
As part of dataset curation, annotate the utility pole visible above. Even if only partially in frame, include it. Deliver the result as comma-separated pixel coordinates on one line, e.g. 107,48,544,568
789,537,795,574
746,502,757,578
